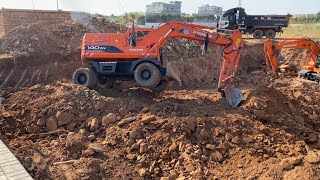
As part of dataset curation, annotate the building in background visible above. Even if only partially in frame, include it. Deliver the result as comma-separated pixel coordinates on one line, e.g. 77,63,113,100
146,1,182,15
194,4,223,17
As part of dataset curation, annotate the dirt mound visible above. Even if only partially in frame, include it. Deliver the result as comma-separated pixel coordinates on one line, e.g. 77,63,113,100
280,49,309,68
244,85,289,114
0,17,122,56
163,39,265,88
271,48,312,79
0,17,125,89
1,79,319,179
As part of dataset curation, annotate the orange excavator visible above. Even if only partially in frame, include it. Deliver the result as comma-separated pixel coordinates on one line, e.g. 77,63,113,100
264,38,320,81
73,22,244,107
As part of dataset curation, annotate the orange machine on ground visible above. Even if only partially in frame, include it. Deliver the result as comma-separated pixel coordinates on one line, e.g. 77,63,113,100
264,38,320,81
73,22,244,107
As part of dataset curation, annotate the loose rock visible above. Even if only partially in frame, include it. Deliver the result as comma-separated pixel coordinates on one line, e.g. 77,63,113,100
101,113,117,126
118,117,136,126
46,118,58,132
305,151,320,164
141,115,156,124
95,101,106,110
56,111,74,126
139,168,147,177
90,118,99,131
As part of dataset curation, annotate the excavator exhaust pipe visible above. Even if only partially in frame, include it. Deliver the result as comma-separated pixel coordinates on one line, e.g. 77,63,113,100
224,85,243,107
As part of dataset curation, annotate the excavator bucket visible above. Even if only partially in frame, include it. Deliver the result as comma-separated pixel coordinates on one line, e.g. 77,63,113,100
166,62,182,85
224,85,243,107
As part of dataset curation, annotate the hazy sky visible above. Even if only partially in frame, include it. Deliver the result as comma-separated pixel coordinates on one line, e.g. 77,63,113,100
0,0,319,15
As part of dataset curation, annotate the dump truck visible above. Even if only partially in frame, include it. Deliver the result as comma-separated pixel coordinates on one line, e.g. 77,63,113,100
221,8,291,39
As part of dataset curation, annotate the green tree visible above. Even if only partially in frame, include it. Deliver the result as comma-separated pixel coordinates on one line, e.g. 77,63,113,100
316,12,320,22
160,11,168,22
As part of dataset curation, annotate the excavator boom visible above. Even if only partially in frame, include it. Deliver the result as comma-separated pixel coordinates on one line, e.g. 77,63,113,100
137,22,243,93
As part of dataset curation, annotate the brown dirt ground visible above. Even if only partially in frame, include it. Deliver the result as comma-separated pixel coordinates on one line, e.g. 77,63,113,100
0,18,320,180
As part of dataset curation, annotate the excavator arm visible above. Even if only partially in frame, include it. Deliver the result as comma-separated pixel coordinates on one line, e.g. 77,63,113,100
138,22,244,107
264,38,320,78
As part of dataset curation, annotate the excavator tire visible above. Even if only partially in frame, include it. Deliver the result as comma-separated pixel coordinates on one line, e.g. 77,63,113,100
73,67,98,89
134,62,161,89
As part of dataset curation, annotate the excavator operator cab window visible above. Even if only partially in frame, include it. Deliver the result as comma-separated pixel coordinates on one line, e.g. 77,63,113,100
143,31,150,36
137,31,148,41
137,31,144,38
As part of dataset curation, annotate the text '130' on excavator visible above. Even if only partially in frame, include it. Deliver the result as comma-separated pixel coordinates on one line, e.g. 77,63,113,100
264,38,320,81
73,22,244,107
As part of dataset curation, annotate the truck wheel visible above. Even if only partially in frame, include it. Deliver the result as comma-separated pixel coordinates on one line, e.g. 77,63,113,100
134,62,161,89
73,67,98,89
253,30,264,39
265,30,276,39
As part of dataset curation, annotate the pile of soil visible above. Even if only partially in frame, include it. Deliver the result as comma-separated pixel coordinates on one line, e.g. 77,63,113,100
0,78,319,179
0,17,125,89
0,17,122,56
271,42,319,79
163,39,265,88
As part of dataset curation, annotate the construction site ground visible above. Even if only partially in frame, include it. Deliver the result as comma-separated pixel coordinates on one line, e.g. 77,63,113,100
0,18,320,180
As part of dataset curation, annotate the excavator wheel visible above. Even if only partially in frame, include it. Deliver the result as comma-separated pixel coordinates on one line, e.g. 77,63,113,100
73,67,98,89
134,62,161,89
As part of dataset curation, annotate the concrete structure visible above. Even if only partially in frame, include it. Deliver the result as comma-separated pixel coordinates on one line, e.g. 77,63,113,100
0,8,88,37
196,4,223,16
146,1,182,15
0,139,33,180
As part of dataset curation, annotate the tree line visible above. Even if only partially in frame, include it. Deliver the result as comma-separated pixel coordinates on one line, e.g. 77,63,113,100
291,12,320,23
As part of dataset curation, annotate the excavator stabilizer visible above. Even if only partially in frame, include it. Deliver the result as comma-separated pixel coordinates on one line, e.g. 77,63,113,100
224,85,243,107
